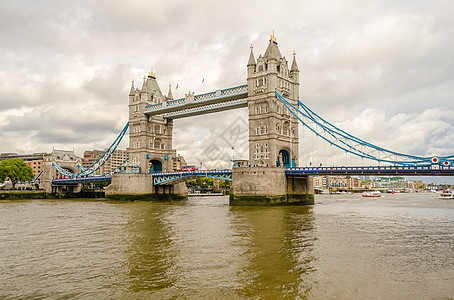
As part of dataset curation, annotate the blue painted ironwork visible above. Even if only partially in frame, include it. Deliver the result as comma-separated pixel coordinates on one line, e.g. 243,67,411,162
32,169,43,182
285,165,454,176
52,162,76,178
51,122,129,178
162,98,247,119
52,175,112,185
152,170,232,185
77,123,129,177
144,84,248,118
275,90,454,166
105,158,130,175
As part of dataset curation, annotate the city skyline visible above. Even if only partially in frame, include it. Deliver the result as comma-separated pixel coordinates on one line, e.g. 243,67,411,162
1,1,453,174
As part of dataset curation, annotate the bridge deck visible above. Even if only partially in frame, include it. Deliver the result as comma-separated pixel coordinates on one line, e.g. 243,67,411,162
51,165,454,186
285,165,454,176
144,84,248,119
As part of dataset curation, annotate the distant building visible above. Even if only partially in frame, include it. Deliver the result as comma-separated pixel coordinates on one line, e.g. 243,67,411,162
82,149,129,175
372,176,415,190
313,175,363,191
313,175,324,190
172,155,187,171
0,152,47,180
82,150,104,174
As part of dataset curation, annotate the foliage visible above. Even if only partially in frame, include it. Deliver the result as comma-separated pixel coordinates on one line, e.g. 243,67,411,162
185,177,231,189
0,158,35,188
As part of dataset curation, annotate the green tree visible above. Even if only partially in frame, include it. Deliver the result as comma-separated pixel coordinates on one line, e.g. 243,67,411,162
0,158,34,189
219,179,231,189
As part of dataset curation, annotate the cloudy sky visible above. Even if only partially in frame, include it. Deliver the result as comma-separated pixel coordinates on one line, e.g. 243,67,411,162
1,0,453,179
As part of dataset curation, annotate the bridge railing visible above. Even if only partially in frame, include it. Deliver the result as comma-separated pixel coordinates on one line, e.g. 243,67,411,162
285,164,454,175
145,84,247,113
194,91,217,101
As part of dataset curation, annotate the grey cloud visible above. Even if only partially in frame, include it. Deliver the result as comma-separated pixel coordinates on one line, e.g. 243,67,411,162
0,0,452,167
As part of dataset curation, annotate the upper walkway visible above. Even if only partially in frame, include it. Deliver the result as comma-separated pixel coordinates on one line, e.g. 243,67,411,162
144,84,248,119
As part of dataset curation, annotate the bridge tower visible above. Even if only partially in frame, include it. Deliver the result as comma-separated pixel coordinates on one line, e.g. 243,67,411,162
128,70,177,173
247,33,300,167
230,33,313,206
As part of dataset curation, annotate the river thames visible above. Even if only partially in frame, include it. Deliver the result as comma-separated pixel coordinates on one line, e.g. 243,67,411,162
1,193,453,299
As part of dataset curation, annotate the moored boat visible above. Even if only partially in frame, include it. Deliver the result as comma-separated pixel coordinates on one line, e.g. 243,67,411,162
439,190,454,199
362,190,381,197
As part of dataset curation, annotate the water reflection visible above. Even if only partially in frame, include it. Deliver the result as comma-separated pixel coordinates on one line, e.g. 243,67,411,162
1,194,453,299
120,198,316,298
229,206,316,299
120,202,181,294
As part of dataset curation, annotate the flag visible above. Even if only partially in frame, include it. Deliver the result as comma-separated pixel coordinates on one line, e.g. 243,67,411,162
176,83,178,89
202,78,205,83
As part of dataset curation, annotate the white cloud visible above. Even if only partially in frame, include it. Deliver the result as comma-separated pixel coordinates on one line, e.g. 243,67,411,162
0,0,452,175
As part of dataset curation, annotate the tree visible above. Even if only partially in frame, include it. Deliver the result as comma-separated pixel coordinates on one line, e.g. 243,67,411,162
0,158,34,189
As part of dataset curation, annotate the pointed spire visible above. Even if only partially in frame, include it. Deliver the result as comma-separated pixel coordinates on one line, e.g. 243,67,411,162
248,44,256,66
268,40,277,61
167,83,173,100
129,79,135,95
141,76,147,92
290,51,299,72
264,31,281,61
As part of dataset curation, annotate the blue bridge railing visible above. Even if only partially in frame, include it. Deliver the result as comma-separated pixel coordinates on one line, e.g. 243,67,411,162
285,165,454,176
51,164,454,186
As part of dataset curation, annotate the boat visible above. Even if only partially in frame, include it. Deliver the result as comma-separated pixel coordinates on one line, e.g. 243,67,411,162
439,190,454,199
362,190,381,197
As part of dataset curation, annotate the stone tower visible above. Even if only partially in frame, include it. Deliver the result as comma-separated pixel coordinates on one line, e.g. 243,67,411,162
128,70,177,173
247,33,300,167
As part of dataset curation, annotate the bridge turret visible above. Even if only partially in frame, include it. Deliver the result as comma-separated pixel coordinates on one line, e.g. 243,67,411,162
247,33,300,168
129,80,135,96
290,52,300,99
128,68,179,174
167,83,173,100
247,45,256,78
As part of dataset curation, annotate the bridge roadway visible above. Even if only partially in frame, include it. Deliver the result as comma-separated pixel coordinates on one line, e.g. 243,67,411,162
144,84,248,119
51,165,454,186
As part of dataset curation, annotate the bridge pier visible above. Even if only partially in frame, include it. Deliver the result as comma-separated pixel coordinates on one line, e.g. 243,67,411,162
105,173,188,201
229,167,314,206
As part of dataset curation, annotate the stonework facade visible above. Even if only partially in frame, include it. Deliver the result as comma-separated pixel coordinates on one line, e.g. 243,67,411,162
247,34,300,167
128,71,177,173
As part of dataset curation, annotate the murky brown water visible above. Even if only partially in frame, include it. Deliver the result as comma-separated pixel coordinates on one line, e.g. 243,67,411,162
0,193,453,299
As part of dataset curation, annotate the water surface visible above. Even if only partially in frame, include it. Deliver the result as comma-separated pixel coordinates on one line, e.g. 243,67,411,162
0,193,453,299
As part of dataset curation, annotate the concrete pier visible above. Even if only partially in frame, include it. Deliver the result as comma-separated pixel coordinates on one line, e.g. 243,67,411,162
229,167,314,206
105,173,188,201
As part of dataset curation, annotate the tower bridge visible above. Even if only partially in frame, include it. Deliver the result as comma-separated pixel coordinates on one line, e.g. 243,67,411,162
47,33,454,204
104,33,312,204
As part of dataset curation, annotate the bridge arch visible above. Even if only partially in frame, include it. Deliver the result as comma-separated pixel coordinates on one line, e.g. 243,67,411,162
148,159,163,173
279,149,291,168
